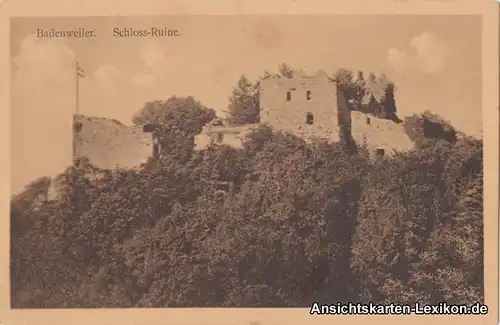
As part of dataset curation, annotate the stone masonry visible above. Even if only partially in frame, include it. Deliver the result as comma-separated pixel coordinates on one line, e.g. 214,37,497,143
350,111,415,156
195,70,414,155
73,114,158,170
259,70,342,143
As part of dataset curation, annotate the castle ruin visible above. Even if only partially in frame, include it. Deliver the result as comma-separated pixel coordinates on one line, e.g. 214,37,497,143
72,70,415,171
195,70,414,156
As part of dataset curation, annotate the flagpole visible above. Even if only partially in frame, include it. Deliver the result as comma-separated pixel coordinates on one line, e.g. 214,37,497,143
76,61,80,115
74,61,81,165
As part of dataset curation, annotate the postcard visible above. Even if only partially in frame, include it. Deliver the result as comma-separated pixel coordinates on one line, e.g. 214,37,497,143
2,0,498,324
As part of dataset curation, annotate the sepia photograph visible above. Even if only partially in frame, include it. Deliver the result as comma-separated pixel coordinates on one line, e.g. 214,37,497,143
7,9,493,314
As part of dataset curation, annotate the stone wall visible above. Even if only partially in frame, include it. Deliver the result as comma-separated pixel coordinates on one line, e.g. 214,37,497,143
73,114,154,170
350,111,415,155
195,124,260,150
259,71,341,143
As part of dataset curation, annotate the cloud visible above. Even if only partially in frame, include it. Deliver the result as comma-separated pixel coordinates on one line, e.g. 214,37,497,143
10,36,126,194
410,33,448,74
11,36,77,194
92,64,124,93
140,43,169,68
387,47,410,74
12,36,75,110
130,42,219,104
132,43,177,88
132,72,157,88
387,32,449,74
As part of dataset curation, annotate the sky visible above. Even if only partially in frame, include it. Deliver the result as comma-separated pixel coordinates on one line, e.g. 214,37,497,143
10,15,482,193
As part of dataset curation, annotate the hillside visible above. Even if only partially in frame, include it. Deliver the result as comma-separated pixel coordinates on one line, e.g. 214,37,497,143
11,116,484,308
73,114,154,170
11,82,483,308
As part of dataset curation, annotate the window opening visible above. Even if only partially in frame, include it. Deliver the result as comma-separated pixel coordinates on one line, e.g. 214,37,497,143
306,112,314,125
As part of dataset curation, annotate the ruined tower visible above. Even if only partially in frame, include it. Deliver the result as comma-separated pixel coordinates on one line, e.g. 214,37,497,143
259,70,342,143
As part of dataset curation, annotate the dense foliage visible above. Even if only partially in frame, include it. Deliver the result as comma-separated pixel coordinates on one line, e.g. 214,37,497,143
132,96,217,158
333,68,399,121
11,70,483,307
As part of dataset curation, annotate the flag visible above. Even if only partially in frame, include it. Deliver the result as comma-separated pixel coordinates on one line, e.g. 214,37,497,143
76,62,85,78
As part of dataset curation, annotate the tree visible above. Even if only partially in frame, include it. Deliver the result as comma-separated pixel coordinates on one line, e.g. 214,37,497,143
350,136,483,305
278,63,293,78
375,74,399,120
334,69,358,107
226,75,260,125
403,112,457,148
132,96,216,157
353,71,366,102
368,72,377,83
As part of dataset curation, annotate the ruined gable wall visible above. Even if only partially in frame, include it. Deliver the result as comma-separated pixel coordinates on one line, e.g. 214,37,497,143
73,114,154,169
350,111,414,155
259,75,340,142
